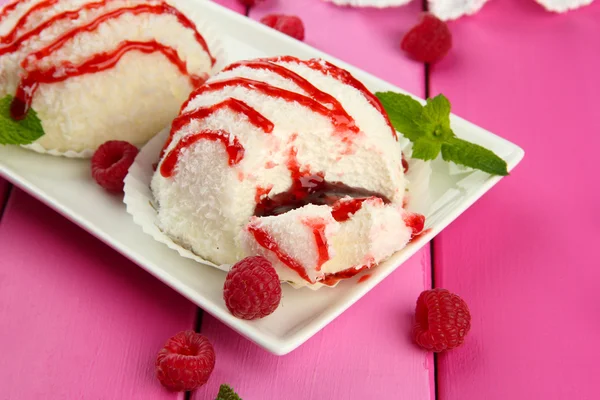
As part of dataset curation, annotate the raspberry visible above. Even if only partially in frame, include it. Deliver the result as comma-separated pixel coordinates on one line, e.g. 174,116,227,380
155,330,216,391
413,289,471,352
260,14,305,41
91,140,138,192
223,256,282,320
237,0,264,6
401,13,452,63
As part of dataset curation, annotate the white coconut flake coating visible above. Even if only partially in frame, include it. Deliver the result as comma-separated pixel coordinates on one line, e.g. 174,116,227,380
29,4,211,72
152,57,424,288
0,0,48,37
320,198,412,275
1,0,102,38
0,0,157,97
32,51,193,151
243,205,339,284
0,0,216,154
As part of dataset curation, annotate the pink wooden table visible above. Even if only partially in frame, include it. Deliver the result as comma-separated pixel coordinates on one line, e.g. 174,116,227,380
1,0,598,399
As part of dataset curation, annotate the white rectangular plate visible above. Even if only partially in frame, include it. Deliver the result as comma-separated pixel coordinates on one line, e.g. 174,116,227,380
0,0,524,355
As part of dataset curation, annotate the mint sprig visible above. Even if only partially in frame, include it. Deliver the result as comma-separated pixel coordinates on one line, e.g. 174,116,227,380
216,384,241,400
0,95,45,145
376,92,508,176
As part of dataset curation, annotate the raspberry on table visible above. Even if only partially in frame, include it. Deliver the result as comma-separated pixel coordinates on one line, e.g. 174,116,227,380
413,288,471,352
223,256,282,320
237,0,264,6
401,13,452,63
260,14,305,41
156,330,216,391
91,140,138,192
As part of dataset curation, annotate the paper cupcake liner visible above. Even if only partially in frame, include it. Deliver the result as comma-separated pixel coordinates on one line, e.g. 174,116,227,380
21,142,95,158
323,0,413,8
123,126,231,273
18,0,228,159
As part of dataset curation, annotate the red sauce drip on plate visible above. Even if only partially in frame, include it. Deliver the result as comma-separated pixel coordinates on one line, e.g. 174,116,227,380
160,129,244,178
320,264,370,286
403,212,426,239
248,224,312,283
162,98,273,158
302,217,330,271
261,55,397,140
10,40,204,120
410,228,431,243
223,60,358,134
357,274,372,283
186,78,356,132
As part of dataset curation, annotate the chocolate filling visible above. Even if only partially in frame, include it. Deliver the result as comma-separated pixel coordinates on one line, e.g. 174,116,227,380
254,173,390,217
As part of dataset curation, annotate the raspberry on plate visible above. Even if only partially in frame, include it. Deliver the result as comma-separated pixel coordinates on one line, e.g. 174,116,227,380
156,330,216,391
413,288,471,352
223,256,282,320
260,14,305,41
91,140,138,192
401,13,452,63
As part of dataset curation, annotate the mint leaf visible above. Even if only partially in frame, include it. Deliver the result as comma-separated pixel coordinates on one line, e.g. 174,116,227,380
423,94,451,128
412,138,441,161
417,94,454,142
441,138,509,176
375,91,509,176
375,91,424,141
216,384,242,400
0,95,44,145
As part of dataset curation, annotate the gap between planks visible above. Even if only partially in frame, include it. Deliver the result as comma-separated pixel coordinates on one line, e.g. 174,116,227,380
0,183,14,224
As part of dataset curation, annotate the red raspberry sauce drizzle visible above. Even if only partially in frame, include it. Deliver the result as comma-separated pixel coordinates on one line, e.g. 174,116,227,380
160,129,244,178
0,0,115,56
302,217,330,271
223,60,358,134
331,198,368,222
10,40,205,120
161,98,274,158
255,185,273,203
185,78,356,133
247,224,312,283
0,0,21,22
261,56,397,140
0,0,59,44
21,3,214,70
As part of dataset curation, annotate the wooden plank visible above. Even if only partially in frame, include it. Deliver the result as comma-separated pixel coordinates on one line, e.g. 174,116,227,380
212,0,246,14
430,1,600,399
195,251,433,400
193,1,434,399
0,189,196,399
